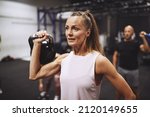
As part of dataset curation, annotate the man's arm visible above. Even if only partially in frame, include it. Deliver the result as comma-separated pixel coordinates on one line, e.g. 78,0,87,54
112,50,118,68
139,31,150,52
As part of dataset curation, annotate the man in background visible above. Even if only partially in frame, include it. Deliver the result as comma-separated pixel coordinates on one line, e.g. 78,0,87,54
113,25,149,99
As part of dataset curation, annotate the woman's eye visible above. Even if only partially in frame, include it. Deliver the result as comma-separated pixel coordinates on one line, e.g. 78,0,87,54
65,26,68,30
73,27,79,31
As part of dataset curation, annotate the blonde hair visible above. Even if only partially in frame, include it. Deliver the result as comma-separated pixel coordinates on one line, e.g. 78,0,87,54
70,10,104,55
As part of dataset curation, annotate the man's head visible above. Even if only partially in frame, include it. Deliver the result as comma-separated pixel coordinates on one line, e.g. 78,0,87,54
123,25,135,41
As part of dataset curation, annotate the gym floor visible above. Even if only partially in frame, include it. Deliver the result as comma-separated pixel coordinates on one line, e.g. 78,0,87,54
0,57,150,100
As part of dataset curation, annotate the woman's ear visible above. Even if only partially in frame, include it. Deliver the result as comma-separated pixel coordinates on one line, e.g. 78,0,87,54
86,29,91,37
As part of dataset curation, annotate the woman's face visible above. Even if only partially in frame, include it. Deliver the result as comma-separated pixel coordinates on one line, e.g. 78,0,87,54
65,16,90,48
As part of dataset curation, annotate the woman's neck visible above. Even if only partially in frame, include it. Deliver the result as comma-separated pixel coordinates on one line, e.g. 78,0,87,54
73,46,92,56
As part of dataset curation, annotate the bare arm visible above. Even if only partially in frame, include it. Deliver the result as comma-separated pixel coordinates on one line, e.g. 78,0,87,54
29,42,68,80
139,31,150,52
112,50,118,68
29,41,61,81
29,41,42,80
29,30,68,80
96,55,136,100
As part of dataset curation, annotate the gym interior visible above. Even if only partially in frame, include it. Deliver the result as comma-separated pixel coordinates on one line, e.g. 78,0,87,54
0,0,150,100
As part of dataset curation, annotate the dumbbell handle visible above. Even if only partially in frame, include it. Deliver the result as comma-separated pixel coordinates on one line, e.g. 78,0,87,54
30,34,52,39
29,34,54,44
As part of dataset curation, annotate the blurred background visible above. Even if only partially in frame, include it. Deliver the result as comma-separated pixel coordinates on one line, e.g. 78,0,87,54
0,0,150,100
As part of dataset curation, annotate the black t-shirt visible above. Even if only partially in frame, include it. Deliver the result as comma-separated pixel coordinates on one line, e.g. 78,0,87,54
115,38,141,70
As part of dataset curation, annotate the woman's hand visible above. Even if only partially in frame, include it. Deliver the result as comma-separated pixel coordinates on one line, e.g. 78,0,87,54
33,30,50,44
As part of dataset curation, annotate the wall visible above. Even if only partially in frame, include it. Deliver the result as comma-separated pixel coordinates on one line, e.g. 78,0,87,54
0,1,37,60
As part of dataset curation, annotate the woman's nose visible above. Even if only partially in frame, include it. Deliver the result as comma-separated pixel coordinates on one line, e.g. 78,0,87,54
67,29,73,36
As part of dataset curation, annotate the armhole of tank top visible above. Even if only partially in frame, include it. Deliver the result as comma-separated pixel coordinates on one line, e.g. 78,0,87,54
94,53,103,86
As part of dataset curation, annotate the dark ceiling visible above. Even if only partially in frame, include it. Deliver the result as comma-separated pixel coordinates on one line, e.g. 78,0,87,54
59,0,150,16
36,0,150,15
6,0,150,16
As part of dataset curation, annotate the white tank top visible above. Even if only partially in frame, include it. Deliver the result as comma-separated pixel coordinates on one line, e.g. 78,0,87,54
60,51,101,100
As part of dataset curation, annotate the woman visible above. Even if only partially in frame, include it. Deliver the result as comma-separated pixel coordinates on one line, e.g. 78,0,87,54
29,10,135,100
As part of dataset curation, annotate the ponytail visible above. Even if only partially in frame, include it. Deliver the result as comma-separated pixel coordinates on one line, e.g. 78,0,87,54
71,10,104,55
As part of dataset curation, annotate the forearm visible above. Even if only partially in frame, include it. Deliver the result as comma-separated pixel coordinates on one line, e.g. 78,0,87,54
112,57,117,68
142,37,149,52
29,43,41,80
106,72,136,100
113,74,136,100
112,51,118,68
140,31,150,52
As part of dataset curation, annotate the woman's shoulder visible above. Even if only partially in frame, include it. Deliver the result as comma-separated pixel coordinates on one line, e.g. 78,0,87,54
95,52,110,65
95,52,113,74
55,53,69,64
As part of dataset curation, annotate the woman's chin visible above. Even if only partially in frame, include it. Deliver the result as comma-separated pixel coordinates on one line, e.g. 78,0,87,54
67,42,75,47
